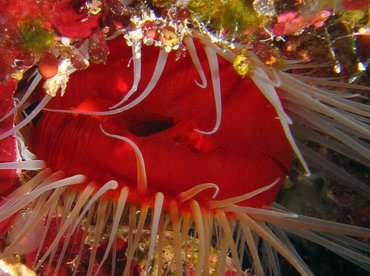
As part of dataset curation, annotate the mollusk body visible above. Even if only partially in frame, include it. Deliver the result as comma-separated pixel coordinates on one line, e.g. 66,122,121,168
0,1,369,275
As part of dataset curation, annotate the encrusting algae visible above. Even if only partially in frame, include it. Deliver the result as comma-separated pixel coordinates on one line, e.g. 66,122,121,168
0,0,369,275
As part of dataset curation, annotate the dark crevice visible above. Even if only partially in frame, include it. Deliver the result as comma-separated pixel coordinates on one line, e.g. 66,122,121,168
126,115,174,137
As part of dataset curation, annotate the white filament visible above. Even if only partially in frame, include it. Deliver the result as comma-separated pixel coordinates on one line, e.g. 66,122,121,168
292,74,370,91
279,73,370,139
70,180,118,234
0,174,86,221
95,187,129,276
0,95,52,141
109,46,142,109
35,185,95,270
208,178,278,209
289,103,370,157
16,134,37,161
195,46,222,135
44,50,169,116
291,123,370,166
217,211,243,275
0,160,46,170
0,73,42,122
144,192,164,275
252,67,310,175
228,205,299,219
100,125,147,192
234,212,312,275
190,200,207,275
178,183,219,202
0,169,54,211
184,36,207,88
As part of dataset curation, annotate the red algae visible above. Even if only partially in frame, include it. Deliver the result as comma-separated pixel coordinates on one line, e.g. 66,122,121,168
44,0,101,39
34,38,292,208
